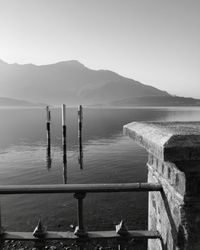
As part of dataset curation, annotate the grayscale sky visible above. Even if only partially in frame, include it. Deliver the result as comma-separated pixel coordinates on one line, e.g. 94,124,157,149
0,0,200,98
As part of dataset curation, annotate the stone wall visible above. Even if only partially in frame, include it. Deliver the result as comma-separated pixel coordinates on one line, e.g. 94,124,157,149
124,121,200,250
148,154,184,249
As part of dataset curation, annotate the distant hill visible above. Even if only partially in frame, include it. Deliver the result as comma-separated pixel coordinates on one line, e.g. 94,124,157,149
0,59,199,106
79,79,169,103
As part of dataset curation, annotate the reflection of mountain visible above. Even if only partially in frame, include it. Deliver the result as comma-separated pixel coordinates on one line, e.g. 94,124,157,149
0,59,199,106
110,96,200,107
0,96,40,106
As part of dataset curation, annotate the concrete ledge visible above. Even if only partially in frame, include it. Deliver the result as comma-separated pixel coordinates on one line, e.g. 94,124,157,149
123,121,200,162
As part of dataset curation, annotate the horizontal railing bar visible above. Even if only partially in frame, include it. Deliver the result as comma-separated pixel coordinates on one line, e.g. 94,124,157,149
0,183,162,194
2,230,160,241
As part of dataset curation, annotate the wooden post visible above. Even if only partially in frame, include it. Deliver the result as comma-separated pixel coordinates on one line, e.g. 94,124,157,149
62,104,67,165
46,106,51,169
78,105,83,169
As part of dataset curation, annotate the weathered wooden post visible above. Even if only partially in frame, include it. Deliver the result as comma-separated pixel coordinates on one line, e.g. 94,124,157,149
62,104,67,165
78,105,83,169
124,121,200,250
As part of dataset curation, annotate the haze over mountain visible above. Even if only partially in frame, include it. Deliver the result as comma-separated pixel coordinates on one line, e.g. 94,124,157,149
0,59,199,106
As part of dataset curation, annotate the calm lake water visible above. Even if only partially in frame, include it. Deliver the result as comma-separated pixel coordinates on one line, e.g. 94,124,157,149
1,106,200,232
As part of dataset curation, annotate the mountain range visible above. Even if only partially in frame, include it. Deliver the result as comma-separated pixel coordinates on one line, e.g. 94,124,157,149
0,59,199,106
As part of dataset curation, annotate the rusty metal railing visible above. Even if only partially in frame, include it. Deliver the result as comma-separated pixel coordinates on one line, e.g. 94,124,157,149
0,183,162,249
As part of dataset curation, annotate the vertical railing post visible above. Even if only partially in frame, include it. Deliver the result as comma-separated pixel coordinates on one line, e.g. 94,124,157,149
117,242,126,250
74,192,87,250
0,202,4,250
0,238,2,248
74,192,86,234
116,221,128,250
34,240,45,250
33,219,46,250
62,104,67,165
78,105,83,169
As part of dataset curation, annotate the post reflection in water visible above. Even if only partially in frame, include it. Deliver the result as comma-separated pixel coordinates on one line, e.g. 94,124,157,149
78,150,83,170
46,146,52,170
46,106,52,170
63,162,67,184
78,105,83,170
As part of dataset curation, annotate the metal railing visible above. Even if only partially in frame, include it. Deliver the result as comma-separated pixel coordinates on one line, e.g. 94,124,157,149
0,183,162,249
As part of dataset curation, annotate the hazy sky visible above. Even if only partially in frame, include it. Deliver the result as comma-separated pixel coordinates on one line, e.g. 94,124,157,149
0,0,200,98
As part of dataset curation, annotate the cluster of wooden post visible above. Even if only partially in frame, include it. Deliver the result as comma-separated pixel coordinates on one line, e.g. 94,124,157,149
46,105,83,182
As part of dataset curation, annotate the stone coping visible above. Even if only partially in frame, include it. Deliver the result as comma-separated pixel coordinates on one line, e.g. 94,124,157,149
123,121,200,162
